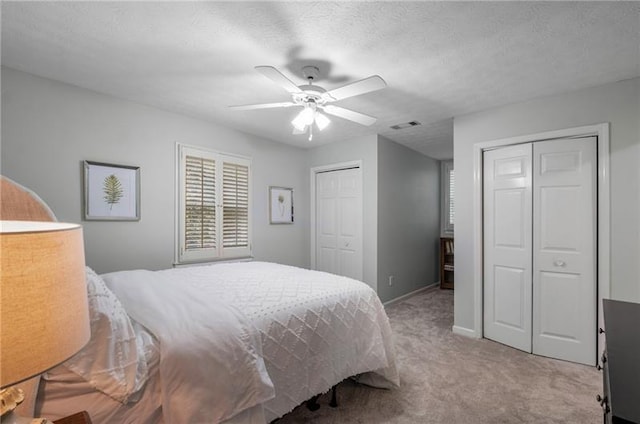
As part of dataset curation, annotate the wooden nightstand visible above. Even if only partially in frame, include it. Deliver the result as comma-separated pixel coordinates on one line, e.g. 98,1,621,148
53,411,92,424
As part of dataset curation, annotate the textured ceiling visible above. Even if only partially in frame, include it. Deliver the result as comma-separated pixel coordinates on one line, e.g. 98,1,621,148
2,2,639,160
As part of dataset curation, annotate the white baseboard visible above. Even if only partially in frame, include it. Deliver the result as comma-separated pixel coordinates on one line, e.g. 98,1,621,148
452,325,480,338
383,282,439,306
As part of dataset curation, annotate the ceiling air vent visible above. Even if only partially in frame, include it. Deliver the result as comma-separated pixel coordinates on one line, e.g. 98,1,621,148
390,121,421,130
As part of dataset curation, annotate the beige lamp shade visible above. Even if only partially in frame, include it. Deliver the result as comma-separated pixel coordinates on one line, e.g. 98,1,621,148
0,221,90,388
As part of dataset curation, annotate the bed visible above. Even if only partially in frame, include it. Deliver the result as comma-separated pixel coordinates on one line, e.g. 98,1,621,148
1,176,399,424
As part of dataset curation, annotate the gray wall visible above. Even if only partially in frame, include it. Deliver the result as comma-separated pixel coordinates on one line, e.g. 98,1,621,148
377,136,440,303
1,67,310,274
453,77,640,333
307,134,379,290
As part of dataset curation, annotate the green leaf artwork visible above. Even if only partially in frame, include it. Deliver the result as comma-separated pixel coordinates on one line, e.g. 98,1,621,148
278,194,285,217
103,174,124,210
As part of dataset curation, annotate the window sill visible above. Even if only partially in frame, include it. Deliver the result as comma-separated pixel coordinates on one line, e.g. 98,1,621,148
173,256,254,268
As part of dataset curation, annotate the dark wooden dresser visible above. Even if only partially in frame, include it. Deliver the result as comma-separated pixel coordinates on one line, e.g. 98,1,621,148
599,299,640,424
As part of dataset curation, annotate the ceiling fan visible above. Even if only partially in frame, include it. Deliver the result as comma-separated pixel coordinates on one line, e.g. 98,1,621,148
230,65,386,141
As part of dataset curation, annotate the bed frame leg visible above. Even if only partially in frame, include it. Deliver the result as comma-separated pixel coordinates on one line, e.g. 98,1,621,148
306,394,321,411
329,385,338,408
305,385,338,412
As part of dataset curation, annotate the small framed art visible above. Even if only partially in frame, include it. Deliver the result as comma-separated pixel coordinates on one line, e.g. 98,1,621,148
84,161,140,221
269,186,293,224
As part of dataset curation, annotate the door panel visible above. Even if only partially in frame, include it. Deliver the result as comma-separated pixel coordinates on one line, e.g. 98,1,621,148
538,271,581,340
319,247,336,273
316,168,363,281
532,137,596,365
493,266,527,330
539,186,581,252
320,199,337,235
494,189,527,248
339,250,359,281
484,144,533,352
340,197,358,237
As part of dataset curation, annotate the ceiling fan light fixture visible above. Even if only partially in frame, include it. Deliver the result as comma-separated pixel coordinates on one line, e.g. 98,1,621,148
315,112,330,131
291,106,316,131
291,117,307,132
301,107,316,125
291,107,315,131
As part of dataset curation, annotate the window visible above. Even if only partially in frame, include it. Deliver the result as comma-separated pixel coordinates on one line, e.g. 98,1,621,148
177,144,251,263
441,160,454,235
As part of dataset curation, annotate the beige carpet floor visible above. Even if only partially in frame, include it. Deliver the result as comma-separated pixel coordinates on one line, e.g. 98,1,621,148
276,287,602,423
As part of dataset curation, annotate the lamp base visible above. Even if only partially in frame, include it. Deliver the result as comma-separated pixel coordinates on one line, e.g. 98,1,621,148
1,411,52,424
0,388,53,424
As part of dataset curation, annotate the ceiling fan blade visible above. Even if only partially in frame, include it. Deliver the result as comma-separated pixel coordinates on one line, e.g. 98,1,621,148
229,102,297,111
255,66,302,94
321,105,377,126
322,75,386,102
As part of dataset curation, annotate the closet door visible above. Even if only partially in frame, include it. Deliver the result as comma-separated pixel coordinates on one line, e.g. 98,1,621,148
315,168,363,281
483,144,533,352
532,137,596,365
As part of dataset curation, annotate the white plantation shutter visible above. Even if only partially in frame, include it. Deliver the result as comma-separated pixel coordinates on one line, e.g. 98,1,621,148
222,162,249,249
448,169,455,226
185,155,216,251
442,160,454,234
178,144,251,263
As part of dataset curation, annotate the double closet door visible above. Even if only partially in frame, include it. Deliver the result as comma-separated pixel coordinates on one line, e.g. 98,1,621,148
483,137,596,365
315,167,363,281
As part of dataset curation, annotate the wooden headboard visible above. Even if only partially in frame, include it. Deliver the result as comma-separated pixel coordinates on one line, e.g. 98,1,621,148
1,176,57,222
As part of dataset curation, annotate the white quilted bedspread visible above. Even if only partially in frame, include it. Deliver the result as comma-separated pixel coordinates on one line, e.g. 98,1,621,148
156,262,399,421
107,261,399,423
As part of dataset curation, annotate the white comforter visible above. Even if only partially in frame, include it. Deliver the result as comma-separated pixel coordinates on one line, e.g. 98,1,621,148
104,262,399,423
102,269,274,423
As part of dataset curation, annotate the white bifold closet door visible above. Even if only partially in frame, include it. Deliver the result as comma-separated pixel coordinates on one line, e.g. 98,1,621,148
315,168,363,281
484,144,534,353
484,137,596,365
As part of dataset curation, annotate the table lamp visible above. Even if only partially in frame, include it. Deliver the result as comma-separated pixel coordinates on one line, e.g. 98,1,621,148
1,221,90,424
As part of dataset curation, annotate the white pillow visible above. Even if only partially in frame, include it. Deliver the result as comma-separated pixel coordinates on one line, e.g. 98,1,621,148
52,267,149,403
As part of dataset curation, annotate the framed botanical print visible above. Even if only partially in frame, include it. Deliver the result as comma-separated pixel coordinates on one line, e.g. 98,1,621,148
269,186,293,224
84,161,140,221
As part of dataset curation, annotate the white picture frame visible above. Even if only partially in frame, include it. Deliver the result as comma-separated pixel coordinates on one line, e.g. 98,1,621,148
84,161,140,221
269,186,293,224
